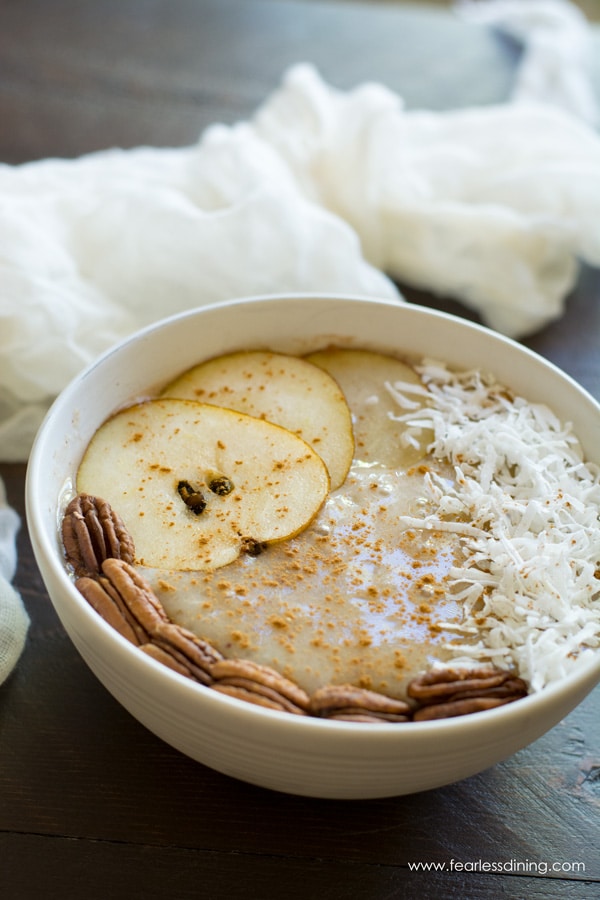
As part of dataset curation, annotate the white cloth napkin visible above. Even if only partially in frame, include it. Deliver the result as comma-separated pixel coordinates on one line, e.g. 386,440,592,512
457,0,599,126
0,485,29,685
1,0,599,683
251,65,600,336
2,68,600,462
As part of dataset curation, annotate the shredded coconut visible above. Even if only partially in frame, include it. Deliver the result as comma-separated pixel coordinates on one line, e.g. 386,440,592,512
391,361,600,692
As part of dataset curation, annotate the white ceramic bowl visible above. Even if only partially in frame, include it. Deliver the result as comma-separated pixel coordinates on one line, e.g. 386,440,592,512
26,294,600,799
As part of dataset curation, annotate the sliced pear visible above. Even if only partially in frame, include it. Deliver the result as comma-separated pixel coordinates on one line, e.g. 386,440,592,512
76,398,330,571
161,350,354,491
305,348,433,468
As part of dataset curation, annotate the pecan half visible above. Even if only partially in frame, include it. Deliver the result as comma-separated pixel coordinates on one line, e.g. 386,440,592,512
140,642,198,678
100,557,169,632
150,621,223,686
211,658,309,715
76,574,147,645
62,493,135,577
139,638,218,685
75,558,166,645
309,684,412,723
75,558,220,684
408,666,528,721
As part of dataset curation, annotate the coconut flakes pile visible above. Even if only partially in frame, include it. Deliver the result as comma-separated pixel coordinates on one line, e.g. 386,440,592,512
387,360,600,692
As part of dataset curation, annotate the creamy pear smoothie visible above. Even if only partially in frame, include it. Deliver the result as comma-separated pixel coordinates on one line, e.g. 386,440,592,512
146,458,463,697
139,350,460,697
68,347,600,710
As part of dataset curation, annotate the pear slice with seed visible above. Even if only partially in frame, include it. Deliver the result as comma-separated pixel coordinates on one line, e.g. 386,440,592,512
305,348,433,468
161,350,354,490
76,398,330,571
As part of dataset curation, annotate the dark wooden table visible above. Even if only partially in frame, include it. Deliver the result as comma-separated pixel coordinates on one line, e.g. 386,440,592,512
1,1,599,897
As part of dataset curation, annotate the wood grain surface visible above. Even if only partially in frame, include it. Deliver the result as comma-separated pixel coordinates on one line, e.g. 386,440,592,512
1,2,599,898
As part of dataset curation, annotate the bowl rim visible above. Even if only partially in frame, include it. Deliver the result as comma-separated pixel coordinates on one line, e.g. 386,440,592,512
26,291,600,739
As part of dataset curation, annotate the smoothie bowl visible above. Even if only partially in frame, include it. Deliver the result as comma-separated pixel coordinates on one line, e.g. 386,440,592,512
26,294,600,799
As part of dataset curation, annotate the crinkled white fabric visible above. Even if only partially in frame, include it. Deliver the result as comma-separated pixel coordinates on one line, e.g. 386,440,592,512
0,129,399,462
2,51,600,461
0,485,29,686
456,0,599,126
252,65,600,336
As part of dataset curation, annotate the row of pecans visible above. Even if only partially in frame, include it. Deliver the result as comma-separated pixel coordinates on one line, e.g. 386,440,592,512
61,493,528,722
